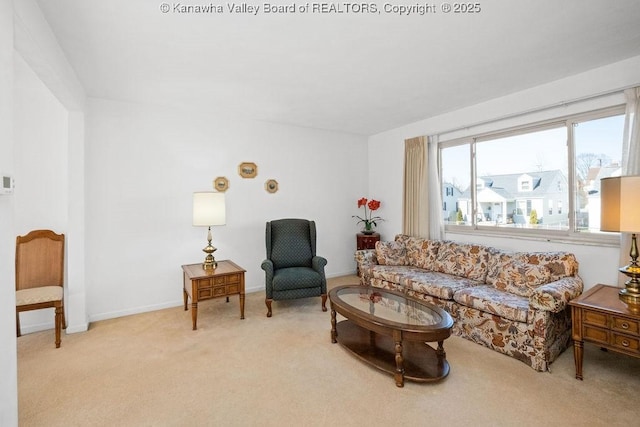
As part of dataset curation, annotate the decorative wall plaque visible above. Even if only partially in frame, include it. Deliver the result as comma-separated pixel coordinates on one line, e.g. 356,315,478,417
213,176,229,192
238,162,258,178
265,179,278,193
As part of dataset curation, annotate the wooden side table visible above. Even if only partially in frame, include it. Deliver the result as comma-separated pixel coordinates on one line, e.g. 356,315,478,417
356,232,380,250
182,260,246,330
569,284,640,380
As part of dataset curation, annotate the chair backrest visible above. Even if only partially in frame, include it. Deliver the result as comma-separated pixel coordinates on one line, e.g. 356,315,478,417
15,229,65,291
266,219,316,270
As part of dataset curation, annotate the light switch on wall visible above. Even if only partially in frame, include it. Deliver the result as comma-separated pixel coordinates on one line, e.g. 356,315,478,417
1,174,14,194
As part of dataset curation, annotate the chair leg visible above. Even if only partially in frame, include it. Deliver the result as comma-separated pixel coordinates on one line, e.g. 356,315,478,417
62,304,67,330
321,294,327,312
16,312,21,337
266,299,273,318
55,305,62,348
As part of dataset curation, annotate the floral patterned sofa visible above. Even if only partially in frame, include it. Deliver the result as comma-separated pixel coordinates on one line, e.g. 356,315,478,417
354,234,584,371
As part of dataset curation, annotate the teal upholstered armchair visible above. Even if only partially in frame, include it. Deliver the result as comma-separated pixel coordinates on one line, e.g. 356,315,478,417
261,219,328,317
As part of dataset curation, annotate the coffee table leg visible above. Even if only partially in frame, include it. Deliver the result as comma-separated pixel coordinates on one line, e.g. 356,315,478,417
394,340,404,387
331,307,337,343
437,340,446,369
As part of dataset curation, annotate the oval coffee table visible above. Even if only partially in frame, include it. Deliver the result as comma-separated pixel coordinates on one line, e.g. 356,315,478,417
329,285,453,387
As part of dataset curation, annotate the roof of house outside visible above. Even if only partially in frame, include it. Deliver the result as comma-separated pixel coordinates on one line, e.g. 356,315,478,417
458,170,567,201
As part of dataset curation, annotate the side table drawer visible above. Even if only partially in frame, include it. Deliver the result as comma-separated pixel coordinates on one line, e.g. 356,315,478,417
361,237,377,246
356,233,380,250
583,310,607,327
612,316,639,336
196,278,213,299
227,283,240,294
612,333,640,354
198,287,213,299
583,325,609,345
226,274,241,284
212,286,227,297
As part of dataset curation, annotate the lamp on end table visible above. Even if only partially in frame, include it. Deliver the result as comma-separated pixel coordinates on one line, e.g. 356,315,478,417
600,175,640,307
193,192,226,270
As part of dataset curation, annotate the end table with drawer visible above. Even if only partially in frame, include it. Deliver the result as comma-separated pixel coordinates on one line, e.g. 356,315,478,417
356,232,380,250
569,283,640,380
182,260,246,330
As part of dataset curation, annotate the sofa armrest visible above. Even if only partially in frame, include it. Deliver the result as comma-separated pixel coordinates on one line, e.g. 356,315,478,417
529,276,584,312
355,249,377,265
355,249,377,286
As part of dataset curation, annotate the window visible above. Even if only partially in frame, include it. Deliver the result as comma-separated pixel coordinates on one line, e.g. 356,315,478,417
441,144,470,224
573,114,625,231
439,106,625,240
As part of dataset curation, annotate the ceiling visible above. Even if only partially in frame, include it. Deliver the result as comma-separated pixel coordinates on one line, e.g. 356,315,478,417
35,0,640,136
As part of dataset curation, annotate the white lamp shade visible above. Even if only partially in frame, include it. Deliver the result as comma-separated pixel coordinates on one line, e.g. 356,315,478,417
600,176,640,233
193,192,226,226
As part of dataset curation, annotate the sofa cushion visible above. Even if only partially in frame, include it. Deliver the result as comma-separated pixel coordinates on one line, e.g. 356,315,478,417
493,261,552,297
404,271,485,300
371,266,483,300
516,252,578,281
371,265,423,288
434,241,491,282
375,241,408,266
454,285,531,323
485,250,516,286
404,237,441,270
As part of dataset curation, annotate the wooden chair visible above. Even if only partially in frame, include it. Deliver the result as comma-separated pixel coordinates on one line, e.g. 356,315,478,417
15,229,66,348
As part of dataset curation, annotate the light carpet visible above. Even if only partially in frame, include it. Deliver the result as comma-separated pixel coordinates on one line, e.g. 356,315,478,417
18,275,640,426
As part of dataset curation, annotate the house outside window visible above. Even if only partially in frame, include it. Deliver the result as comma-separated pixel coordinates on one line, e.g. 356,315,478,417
440,105,624,240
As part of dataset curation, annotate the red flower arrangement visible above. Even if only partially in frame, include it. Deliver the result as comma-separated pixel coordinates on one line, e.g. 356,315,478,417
352,197,383,233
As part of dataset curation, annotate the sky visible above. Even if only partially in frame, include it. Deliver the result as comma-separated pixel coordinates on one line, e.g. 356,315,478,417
442,113,625,190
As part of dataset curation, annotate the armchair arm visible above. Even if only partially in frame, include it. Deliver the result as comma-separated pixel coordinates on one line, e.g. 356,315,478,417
529,276,584,312
312,256,328,293
355,249,378,286
261,259,274,298
312,255,327,271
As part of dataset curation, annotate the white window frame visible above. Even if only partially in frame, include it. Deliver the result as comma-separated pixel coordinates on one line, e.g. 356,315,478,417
439,104,625,246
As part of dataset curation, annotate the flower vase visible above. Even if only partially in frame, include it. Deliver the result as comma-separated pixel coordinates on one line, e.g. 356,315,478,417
362,225,375,235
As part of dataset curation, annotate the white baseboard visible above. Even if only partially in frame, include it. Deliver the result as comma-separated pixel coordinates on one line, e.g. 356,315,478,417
89,300,183,323
83,272,359,324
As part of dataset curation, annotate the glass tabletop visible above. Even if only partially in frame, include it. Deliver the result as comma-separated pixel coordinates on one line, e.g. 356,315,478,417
333,286,443,327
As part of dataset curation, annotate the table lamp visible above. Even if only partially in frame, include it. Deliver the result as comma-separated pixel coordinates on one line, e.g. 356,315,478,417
600,176,640,306
193,192,226,270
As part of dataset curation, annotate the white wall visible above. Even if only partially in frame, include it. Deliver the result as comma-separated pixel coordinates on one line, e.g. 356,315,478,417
13,52,68,230
85,98,368,321
369,55,640,291
0,0,17,423
12,0,88,337
12,52,69,331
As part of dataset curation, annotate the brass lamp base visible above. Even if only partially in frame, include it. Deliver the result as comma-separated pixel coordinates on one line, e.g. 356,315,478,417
618,232,640,310
618,268,640,310
203,245,217,270
202,226,218,271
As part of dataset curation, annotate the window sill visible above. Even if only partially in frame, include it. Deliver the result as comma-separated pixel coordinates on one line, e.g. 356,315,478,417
444,224,621,248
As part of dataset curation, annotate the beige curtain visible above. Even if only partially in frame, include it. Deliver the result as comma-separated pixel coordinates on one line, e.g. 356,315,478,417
428,135,444,240
403,137,428,237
